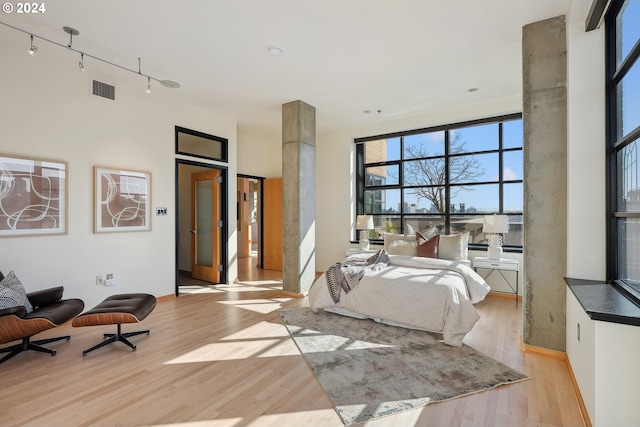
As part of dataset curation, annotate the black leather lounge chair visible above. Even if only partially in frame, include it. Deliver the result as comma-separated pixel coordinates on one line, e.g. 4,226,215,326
0,271,84,364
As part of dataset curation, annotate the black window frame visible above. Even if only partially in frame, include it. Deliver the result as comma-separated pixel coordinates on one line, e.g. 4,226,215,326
355,113,523,251
605,0,640,302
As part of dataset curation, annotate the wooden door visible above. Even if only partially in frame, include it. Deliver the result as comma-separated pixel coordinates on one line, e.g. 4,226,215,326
263,178,282,270
191,170,222,282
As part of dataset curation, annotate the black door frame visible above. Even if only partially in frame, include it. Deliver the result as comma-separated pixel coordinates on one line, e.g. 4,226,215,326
237,174,265,269
175,158,228,296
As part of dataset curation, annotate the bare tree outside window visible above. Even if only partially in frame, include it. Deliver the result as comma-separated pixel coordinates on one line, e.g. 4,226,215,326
391,132,485,214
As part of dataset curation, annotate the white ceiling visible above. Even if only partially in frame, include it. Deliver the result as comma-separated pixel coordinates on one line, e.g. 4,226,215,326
0,0,579,134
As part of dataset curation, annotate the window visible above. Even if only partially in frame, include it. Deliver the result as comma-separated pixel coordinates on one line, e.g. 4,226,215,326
355,114,523,249
606,0,640,300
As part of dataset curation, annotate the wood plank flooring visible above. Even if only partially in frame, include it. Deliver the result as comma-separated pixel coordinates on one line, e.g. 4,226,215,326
0,257,586,427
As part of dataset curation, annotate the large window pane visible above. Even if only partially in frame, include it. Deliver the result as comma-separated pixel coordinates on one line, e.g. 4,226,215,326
403,187,444,213
356,115,522,248
503,120,523,149
504,183,524,213
504,214,524,247
503,151,524,181
365,188,400,213
616,61,640,139
372,215,401,235
616,0,640,65
365,138,400,163
617,218,640,293
403,158,445,186
451,214,485,243
451,123,498,153
450,183,499,213
449,153,498,183
617,139,640,212
365,164,399,186
403,131,445,159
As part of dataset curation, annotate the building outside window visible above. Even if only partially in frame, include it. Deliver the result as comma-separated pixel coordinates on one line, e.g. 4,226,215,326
606,0,640,300
355,113,523,249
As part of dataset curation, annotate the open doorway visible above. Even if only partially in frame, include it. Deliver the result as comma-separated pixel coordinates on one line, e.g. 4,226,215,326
237,175,264,278
175,159,228,294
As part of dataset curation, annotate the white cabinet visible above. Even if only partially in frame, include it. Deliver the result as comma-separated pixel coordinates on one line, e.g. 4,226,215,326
566,288,640,427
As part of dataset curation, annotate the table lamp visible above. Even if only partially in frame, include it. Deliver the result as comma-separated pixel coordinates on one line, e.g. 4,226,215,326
356,215,374,250
483,214,509,260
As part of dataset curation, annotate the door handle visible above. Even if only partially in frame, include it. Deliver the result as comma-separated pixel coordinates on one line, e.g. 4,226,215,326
190,229,196,234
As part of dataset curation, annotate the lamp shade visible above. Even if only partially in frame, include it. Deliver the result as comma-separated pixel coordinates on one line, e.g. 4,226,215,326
356,215,374,230
482,215,509,234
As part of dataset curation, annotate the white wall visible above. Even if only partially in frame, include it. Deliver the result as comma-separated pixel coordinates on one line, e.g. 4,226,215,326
0,30,238,309
566,2,606,280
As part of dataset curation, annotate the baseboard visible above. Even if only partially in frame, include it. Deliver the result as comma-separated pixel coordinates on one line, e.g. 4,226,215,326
488,291,522,303
564,356,593,427
520,342,592,427
157,294,176,302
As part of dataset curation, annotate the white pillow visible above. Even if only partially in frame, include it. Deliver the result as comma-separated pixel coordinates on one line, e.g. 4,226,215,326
388,239,418,256
419,225,437,240
383,233,415,251
438,232,470,260
404,223,416,236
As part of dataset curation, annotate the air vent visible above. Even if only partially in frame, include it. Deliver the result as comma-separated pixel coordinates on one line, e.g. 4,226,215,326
91,79,116,100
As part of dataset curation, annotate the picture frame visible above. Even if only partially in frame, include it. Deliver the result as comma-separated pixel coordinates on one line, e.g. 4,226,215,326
0,154,67,237
94,166,151,233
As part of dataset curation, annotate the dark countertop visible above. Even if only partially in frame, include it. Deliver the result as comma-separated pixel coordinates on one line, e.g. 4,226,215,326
565,277,640,327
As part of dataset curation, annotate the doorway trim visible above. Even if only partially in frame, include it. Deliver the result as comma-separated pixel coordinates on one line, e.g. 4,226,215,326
175,158,228,296
237,174,265,269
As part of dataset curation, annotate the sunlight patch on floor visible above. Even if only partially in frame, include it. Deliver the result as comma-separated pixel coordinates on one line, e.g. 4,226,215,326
219,321,290,340
216,299,289,314
146,409,339,427
178,285,226,295
164,340,282,364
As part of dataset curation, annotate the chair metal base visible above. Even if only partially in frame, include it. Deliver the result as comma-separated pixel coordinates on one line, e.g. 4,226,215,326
82,324,150,356
0,335,71,364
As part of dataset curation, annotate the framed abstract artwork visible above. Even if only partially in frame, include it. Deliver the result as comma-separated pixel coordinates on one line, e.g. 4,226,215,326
0,154,67,237
94,166,151,233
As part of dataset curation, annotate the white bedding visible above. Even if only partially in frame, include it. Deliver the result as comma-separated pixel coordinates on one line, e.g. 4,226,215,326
308,253,491,346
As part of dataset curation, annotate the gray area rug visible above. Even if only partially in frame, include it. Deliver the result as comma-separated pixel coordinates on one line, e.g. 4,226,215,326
279,307,528,426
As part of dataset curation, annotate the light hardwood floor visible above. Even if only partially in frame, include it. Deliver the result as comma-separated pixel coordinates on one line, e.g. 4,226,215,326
0,257,586,427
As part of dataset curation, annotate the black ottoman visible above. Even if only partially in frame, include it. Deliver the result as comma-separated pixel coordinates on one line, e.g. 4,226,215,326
72,293,156,356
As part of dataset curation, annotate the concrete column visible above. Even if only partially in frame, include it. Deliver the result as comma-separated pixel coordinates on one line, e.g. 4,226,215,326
522,15,568,351
282,100,316,294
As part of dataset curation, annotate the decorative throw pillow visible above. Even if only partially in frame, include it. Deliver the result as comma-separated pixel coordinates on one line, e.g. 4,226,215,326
416,232,439,258
418,225,437,240
0,271,34,313
438,232,470,260
404,223,416,236
383,233,415,251
388,239,417,256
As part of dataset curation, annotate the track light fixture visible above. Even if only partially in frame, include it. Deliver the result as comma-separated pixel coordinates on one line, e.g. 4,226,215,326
1,21,181,92
63,26,78,48
28,34,37,55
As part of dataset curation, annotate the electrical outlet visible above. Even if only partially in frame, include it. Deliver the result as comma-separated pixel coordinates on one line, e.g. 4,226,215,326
96,275,105,286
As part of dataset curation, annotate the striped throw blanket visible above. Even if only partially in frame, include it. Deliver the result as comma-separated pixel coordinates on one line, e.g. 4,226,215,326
325,249,390,304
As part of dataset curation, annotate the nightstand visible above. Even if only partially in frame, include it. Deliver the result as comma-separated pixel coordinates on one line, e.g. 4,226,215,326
473,257,520,306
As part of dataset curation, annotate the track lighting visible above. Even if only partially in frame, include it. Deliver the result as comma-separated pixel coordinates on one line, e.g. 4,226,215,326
1,22,181,92
28,34,37,55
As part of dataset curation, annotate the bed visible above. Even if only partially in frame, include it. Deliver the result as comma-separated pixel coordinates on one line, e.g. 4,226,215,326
308,248,491,347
